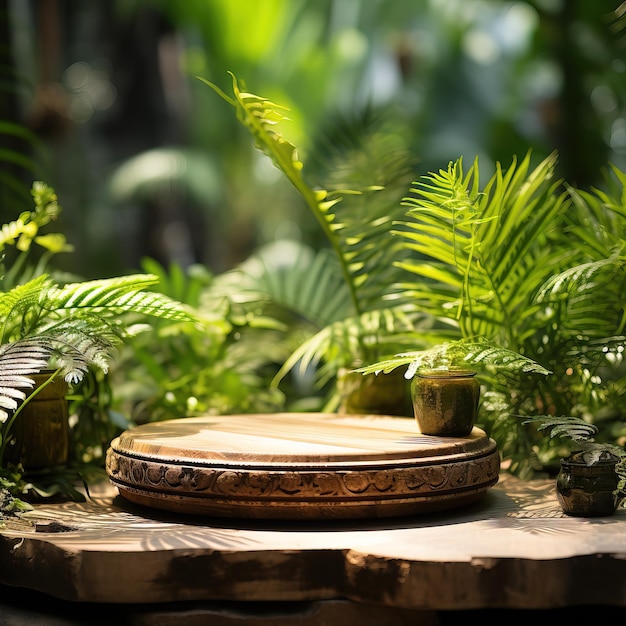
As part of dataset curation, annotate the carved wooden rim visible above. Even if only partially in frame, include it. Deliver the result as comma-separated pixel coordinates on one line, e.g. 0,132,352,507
106,445,500,519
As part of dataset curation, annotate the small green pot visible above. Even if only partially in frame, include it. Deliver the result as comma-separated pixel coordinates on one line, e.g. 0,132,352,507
411,369,480,437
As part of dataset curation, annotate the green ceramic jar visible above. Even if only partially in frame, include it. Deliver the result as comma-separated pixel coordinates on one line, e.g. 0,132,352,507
411,369,480,437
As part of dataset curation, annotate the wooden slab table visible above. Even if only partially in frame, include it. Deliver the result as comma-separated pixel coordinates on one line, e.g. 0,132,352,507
1,413,625,623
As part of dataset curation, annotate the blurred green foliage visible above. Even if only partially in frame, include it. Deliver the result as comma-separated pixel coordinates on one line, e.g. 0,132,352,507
2,0,625,279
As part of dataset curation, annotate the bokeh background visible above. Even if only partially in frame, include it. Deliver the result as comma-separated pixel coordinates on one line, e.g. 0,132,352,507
2,0,625,279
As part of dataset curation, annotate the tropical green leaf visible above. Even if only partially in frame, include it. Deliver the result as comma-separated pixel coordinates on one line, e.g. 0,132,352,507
393,152,568,345
275,309,451,387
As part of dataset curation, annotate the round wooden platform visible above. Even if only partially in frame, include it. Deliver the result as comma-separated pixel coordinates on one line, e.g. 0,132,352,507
105,413,500,519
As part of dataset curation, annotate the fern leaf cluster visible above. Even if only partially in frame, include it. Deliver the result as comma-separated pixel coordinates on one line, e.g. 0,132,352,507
391,153,626,472
0,206,198,456
394,152,568,344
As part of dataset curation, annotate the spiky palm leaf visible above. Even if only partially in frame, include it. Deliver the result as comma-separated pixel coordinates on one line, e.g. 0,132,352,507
201,74,444,387
201,73,414,314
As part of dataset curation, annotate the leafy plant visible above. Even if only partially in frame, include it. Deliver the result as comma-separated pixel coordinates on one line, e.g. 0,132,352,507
521,414,625,464
0,183,199,513
522,413,626,506
392,152,569,342
108,256,287,424
377,153,626,475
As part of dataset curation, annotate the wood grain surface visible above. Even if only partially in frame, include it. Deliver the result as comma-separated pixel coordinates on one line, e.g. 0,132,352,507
2,473,626,609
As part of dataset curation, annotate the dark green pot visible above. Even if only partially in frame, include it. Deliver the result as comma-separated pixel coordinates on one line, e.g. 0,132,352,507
337,368,413,417
411,369,480,437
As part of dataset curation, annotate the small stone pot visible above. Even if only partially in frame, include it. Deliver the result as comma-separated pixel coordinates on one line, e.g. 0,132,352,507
411,369,480,437
556,453,619,517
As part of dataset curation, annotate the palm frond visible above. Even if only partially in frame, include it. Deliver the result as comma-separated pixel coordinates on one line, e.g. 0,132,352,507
393,152,569,344
531,168,626,370
202,74,417,317
537,255,626,338
202,73,431,390
216,242,351,327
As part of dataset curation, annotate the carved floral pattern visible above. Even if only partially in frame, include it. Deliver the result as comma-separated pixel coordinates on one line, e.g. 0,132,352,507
106,446,500,503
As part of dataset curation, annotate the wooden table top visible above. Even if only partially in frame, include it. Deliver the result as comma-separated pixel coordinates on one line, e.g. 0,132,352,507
108,413,490,464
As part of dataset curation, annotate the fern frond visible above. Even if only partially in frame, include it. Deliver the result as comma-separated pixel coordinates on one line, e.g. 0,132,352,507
355,338,551,379
0,338,54,422
45,275,194,321
0,275,50,341
522,415,599,443
40,320,120,382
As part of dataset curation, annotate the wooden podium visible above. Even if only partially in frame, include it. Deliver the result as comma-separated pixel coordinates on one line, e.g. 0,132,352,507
106,413,500,519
